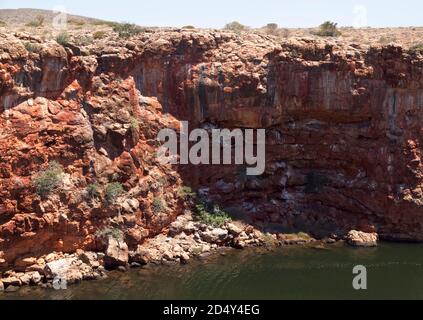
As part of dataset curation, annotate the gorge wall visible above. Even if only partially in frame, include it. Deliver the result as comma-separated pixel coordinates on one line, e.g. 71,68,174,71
0,29,422,268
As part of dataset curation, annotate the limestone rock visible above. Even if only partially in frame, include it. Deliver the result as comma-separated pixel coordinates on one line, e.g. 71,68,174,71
346,230,378,247
44,258,73,279
1,276,21,287
200,228,229,244
104,238,129,268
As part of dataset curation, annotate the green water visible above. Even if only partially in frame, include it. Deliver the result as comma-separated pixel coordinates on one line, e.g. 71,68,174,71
3,243,423,300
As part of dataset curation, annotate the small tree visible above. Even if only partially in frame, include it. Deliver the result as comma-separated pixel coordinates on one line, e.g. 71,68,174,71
315,21,341,37
263,23,279,35
224,21,246,33
266,23,278,30
113,23,143,38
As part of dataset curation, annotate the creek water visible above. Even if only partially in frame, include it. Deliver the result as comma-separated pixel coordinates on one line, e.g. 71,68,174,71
2,243,423,300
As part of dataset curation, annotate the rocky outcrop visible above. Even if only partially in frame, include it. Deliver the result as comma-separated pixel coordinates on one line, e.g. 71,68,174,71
0,29,423,274
346,230,378,247
104,237,129,269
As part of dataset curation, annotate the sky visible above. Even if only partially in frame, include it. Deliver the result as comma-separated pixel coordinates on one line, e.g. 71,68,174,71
0,0,422,28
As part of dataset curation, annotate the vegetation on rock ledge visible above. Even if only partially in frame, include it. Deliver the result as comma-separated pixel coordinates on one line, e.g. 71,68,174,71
194,201,232,227
33,161,64,197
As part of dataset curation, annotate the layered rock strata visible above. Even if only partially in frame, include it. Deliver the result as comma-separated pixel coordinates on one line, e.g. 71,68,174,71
0,29,422,275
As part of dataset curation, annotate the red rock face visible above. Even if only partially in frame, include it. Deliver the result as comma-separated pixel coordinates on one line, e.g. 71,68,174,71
0,31,423,266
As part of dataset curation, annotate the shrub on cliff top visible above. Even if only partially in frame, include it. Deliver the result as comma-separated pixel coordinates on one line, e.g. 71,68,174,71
106,182,125,203
314,21,341,37
0,21,6,27
93,31,107,40
56,32,70,46
25,15,44,28
264,23,278,32
73,35,93,46
34,161,64,197
224,21,247,33
410,43,423,52
24,42,42,53
113,22,143,38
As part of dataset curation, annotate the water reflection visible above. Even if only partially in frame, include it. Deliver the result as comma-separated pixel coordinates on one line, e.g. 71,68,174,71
3,243,423,300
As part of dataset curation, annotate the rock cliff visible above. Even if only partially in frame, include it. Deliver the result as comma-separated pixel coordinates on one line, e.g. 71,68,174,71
0,29,423,269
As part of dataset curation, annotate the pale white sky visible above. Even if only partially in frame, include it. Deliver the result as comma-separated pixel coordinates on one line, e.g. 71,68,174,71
1,0,421,28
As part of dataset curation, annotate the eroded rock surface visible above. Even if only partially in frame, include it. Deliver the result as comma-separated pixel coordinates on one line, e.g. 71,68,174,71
0,29,422,274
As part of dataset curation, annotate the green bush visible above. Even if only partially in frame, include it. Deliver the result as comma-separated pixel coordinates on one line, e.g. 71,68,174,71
182,25,195,29
86,183,100,199
152,197,166,213
56,32,70,46
106,182,124,203
24,42,41,53
194,201,231,227
130,117,139,130
93,31,107,39
25,15,44,28
113,22,143,38
92,20,118,27
68,19,85,26
265,23,278,30
95,226,124,241
34,161,64,197
178,186,196,199
73,35,93,46
0,20,6,27
224,21,247,33
315,21,341,37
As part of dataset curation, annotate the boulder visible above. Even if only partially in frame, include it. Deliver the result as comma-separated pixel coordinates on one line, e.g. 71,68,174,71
129,249,150,265
5,285,19,293
104,237,129,268
226,223,243,236
30,272,42,285
200,228,229,244
14,257,37,271
347,230,378,247
44,258,73,279
79,252,100,268
19,273,32,286
169,217,197,236
1,277,21,287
